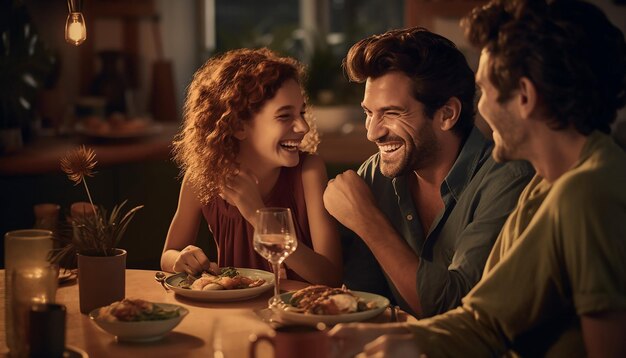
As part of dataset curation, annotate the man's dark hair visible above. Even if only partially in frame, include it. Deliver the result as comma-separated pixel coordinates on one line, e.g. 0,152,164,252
462,0,626,134
344,27,476,138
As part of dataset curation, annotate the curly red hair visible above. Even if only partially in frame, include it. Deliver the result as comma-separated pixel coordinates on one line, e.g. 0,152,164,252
173,48,319,204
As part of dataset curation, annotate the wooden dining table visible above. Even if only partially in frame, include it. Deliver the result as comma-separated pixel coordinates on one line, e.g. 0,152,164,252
0,269,409,358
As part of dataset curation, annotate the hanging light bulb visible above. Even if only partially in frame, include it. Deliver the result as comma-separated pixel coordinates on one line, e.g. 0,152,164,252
65,0,86,45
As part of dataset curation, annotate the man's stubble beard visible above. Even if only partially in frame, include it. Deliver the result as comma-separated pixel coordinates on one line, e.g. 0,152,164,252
379,126,439,178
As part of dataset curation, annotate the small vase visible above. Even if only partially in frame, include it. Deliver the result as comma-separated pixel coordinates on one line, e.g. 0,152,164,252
77,249,126,314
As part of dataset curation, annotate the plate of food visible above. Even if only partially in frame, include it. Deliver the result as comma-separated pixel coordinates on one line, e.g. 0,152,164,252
89,298,188,342
273,285,389,325
164,267,274,302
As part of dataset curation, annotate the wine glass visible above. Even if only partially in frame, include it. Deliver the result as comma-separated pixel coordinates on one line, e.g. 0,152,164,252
253,207,298,308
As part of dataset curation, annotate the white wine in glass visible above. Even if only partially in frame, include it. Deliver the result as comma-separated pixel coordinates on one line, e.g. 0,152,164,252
253,207,298,308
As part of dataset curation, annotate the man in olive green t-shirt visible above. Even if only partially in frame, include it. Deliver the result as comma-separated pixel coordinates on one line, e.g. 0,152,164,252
329,0,626,357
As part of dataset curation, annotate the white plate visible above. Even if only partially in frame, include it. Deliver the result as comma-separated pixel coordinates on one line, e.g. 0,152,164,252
89,303,188,343
274,290,389,325
164,268,275,302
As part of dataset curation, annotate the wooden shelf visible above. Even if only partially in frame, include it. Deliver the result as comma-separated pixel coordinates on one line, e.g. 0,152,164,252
0,124,178,176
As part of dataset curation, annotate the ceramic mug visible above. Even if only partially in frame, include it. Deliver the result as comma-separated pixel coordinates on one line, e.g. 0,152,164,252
29,303,66,358
249,324,329,358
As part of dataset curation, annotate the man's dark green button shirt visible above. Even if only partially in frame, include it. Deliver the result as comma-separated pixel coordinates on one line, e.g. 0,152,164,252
344,127,534,318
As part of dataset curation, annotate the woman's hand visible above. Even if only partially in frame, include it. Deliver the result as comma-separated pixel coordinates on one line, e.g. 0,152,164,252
172,245,216,275
220,168,264,226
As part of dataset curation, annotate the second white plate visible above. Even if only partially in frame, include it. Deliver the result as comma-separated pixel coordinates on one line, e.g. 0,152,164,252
274,290,389,325
164,268,275,302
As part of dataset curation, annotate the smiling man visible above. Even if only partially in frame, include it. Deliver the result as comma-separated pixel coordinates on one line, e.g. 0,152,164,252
328,0,626,357
323,27,534,317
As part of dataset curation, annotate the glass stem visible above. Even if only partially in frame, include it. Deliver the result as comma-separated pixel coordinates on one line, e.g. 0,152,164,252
272,261,280,303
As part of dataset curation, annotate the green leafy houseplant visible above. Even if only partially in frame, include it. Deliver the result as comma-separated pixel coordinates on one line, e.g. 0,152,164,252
50,146,143,265
0,1,56,148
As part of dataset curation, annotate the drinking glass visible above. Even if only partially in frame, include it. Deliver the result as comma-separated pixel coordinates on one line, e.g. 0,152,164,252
4,229,54,356
253,208,298,308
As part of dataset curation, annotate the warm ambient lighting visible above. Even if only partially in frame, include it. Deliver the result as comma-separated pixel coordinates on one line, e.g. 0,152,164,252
65,12,86,45
65,0,86,46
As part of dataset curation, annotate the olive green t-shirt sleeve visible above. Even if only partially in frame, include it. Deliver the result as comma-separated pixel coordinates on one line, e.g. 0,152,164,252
407,306,508,356
554,173,626,315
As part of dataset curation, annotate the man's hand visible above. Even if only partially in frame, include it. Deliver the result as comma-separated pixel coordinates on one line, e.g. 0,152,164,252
323,170,379,234
325,170,422,314
356,333,424,358
172,245,216,275
220,168,264,226
328,322,412,358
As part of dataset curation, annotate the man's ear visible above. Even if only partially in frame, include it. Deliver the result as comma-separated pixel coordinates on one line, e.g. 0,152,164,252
518,77,538,119
437,97,461,131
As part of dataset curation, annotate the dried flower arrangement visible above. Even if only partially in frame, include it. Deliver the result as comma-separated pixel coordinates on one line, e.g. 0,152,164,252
50,146,143,264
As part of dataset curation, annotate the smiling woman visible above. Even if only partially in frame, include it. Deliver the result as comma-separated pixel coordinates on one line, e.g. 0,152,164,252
161,48,343,288
171,48,318,205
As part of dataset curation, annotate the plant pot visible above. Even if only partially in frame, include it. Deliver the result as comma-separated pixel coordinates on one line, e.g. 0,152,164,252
77,249,126,314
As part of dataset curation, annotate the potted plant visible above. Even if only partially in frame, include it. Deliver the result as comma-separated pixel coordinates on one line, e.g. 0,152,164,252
52,146,143,314
0,1,56,153
301,34,364,134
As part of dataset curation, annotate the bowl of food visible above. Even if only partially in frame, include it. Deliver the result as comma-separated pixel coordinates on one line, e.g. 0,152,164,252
89,298,188,342
274,285,389,325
